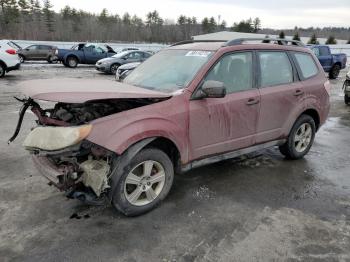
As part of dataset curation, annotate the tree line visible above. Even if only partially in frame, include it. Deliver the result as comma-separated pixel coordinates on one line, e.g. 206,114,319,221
1,0,349,44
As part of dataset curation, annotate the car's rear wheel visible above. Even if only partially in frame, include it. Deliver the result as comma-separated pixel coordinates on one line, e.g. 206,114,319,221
110,63,119,75
19,55,25,63
329,64,340,79
279,115,316,159
67,56,78,68
345,94,350,105
0,64,5,77
111,148,174,216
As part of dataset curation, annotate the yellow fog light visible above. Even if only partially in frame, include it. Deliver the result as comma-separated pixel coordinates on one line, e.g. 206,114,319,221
23,125,92,151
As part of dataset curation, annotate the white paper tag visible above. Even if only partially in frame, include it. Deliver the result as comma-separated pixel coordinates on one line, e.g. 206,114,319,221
185,51,211,57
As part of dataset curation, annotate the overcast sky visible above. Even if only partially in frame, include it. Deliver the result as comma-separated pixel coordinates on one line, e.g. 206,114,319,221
50,0,350,29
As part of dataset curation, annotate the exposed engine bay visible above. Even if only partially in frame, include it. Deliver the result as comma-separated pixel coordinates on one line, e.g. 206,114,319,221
8,96,167,204
50,99,155,124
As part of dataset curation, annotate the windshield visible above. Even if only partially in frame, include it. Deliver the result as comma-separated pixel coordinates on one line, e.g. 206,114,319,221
112,51,129,58
124,49,213,93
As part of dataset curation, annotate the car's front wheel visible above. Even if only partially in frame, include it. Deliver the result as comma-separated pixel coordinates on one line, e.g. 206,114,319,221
111,148,174,216
0,64,5,77
279,115,316,159
110,63,119,75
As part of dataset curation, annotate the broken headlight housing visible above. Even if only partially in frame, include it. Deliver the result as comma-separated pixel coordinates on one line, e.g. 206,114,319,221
23,125,92,151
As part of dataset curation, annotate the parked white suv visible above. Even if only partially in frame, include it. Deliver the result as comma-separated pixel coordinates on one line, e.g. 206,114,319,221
0,40,21,77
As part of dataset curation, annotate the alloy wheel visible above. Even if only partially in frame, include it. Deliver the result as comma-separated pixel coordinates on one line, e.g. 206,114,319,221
124,160,166,206
294,123,312,153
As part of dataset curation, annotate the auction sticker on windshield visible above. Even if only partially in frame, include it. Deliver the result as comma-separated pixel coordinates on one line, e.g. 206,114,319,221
185,51,212,57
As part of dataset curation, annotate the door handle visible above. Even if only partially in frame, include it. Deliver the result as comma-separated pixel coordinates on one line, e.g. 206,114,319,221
246,98,260,105
294,90,304,96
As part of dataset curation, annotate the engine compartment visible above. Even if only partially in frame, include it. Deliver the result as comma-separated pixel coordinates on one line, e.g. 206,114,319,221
48,98,165,125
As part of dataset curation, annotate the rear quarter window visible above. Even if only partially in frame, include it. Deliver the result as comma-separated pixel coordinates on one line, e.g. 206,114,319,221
294,52,319,79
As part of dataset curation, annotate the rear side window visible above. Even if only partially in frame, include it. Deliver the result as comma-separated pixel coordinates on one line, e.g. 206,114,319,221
258,52,293,87
294,53,319,79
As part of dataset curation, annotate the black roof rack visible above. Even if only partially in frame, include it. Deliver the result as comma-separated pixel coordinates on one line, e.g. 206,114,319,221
170,40,227,47
224,38,305,47
170,38,306,48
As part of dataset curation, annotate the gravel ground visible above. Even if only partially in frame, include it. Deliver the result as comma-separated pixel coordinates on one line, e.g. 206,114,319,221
0,62,350,262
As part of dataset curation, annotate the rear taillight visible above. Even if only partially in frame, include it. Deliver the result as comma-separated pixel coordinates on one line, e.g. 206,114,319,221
324,80,331,95
6,49,17,55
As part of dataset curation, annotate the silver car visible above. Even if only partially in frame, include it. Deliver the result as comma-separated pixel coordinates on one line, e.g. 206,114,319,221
95,50,151,74
115,62,141,81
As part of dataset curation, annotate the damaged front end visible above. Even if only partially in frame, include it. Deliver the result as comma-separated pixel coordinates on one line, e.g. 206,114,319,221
30,141,114,205
9,96,166,205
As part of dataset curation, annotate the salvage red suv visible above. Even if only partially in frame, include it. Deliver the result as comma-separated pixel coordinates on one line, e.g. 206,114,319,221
11,38,330,216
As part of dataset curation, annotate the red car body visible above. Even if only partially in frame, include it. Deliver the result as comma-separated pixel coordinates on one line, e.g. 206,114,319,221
15,40,330,215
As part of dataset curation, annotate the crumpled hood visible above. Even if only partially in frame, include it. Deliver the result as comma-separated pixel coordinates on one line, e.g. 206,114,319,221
19,78,171,103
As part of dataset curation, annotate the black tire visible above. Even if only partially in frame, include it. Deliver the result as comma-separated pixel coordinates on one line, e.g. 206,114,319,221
19,55,25,63
110,63,119,74
47,56,53,64
329,64,340,79
47,55,58,64
111,148,174,216
345,94,350,105
279,114,316,160
66,56,78,68
0,63,5,77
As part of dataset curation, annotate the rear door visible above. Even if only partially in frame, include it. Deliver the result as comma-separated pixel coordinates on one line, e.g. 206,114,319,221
189,51,260,160
255,51,304,143
38,45,50,59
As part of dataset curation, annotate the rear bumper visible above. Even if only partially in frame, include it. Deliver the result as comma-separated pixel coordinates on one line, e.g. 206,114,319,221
6,63,20,72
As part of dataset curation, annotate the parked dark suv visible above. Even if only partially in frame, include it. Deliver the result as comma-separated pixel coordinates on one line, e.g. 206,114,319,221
17,44,57,63
11,38,330,216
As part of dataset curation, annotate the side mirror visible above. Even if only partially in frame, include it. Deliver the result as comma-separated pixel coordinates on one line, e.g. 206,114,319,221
199,80,226,99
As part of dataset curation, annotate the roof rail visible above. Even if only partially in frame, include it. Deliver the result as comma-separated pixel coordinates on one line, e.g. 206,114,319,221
224,38,306,47
170,39,227,47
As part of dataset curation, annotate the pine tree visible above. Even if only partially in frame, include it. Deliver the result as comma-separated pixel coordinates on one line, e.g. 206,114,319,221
325,35,337,45
292,32,301,41
279,31,285,39
208,17,217,33
308,33,319,45
253,17,261,33
42,0,54,33
18,0,29,14
201,17,210,33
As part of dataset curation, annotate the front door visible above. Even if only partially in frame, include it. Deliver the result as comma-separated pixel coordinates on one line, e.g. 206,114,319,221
189,51,260,160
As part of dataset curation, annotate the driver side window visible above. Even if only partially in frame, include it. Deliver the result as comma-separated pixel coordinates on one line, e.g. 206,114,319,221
95,47,104,53
205,52,253,94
